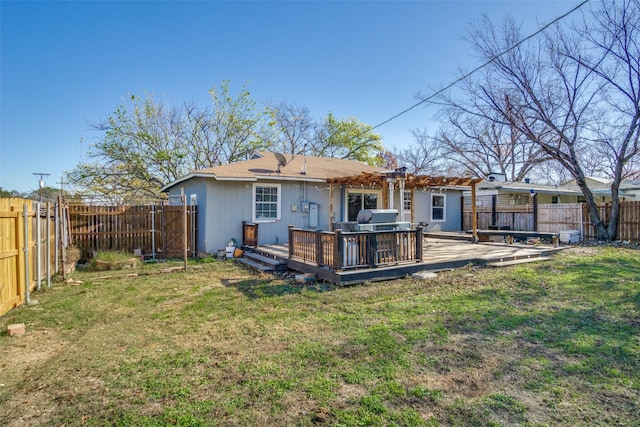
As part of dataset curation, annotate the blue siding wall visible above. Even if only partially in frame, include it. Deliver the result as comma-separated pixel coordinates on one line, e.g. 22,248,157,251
172,179,333,253
412,190,463,231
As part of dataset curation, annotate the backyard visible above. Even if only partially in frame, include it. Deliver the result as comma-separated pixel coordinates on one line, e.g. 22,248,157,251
0,246,638,426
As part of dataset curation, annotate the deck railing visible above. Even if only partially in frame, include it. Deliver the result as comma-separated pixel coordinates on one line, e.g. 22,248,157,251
288,226,423,271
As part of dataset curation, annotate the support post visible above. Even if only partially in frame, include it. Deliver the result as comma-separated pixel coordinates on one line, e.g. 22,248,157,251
533,193,538,231
36,202,42,291
399,179,405,221
491,195,497,227
54,200,59,274
471,182,478,243
416,226,424,262
367,233,377,268
46,202,51,288
335,229,343,270
182,194,188,270
315,230,322,266
288,225,294,259
23,204,30,305
329,184,334,231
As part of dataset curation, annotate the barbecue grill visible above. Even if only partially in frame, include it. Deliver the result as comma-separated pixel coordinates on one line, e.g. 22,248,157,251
355,209,410,231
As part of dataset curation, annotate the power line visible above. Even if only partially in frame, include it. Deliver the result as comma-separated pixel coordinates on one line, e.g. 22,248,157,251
365,0,590,135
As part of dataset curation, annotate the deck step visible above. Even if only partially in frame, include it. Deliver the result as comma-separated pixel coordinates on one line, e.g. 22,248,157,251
238,251,288,272
423,233,474,242
485,256,552,267
235,257,276,272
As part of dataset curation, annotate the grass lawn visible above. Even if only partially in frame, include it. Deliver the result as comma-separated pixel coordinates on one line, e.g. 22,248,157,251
0,246,638,426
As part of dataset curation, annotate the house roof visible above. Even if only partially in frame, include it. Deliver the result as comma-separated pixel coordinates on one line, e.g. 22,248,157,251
478,180,581,196
161,152,386,192
559,177,640,197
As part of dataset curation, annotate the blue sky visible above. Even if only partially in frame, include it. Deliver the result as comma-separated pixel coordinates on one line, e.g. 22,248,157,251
1,0,581,194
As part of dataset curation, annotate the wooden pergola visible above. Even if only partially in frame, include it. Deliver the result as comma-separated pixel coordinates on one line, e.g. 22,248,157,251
327,171,483,241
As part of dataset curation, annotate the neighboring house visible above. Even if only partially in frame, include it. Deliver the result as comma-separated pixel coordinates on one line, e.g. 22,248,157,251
560,177,640,202
467,173,582,208
161,152,472,253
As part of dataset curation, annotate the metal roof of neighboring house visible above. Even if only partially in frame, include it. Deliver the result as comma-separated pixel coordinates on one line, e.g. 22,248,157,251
560,177,640,196
478,180,581,195
160,152,386,192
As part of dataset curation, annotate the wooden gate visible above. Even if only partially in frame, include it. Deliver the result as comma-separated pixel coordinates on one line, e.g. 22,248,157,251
69,202,197,259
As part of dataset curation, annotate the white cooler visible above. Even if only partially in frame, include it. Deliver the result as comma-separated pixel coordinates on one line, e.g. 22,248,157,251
559,230,581,244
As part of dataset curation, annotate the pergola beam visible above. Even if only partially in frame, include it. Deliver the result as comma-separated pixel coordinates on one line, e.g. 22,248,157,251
327,172,482,189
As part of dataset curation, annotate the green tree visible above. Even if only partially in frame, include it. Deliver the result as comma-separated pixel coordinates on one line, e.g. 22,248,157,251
68,93,188,200
0,187,22,198
69,81,268,199
312,113,384,166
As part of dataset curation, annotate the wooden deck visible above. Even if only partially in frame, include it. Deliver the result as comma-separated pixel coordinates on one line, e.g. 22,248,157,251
253,235,563,285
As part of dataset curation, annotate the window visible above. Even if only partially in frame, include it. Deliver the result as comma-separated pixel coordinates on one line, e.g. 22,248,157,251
347,191,379,221
551,196,559,204
253,184,281,222
403,191,412,211
431,194,446,222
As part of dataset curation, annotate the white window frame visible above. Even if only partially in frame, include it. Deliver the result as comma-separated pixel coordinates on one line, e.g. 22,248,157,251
431,193,446,222
252,183,281,223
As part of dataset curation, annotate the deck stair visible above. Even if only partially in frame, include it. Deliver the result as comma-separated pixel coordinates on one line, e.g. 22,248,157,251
235,247,288,273
423,232,474,242
484,256,552,268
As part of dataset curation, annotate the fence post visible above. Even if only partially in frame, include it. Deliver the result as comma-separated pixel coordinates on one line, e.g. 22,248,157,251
182,195,187,270
54,201,59,274
151,204,156,260
36,202,42,291
46,202,51,288
23,204,30,305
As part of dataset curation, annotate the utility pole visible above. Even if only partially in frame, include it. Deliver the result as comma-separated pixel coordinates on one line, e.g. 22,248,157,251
57,177,65,196
33,172,50,202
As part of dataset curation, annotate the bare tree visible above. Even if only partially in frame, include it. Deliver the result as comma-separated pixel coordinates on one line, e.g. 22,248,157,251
441,0,639,240
435,109,551,181
263,101,314,155
394,128,447,175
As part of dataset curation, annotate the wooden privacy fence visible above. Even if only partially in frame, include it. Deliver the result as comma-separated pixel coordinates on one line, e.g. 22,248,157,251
0,198,58,317
288,226,423,271
464,201,640,242
581,201,640,242
68,202,197,259
463,205,535,231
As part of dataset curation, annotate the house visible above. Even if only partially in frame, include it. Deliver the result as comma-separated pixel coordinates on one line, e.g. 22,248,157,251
560,176,640,202
460,173,583,231
161,152,478,253
469,173,583,207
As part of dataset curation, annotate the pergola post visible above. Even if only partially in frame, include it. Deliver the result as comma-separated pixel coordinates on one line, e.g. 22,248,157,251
329,184,334,230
